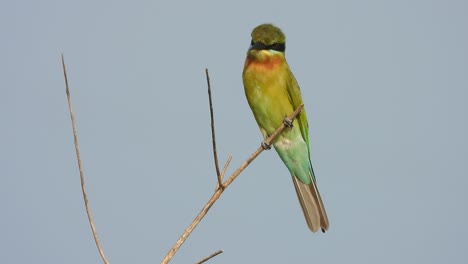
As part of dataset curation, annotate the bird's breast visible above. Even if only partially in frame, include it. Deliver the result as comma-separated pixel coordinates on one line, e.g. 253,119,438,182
243,56,293,136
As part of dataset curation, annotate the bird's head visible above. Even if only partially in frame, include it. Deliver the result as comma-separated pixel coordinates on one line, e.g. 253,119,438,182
248,24,286,60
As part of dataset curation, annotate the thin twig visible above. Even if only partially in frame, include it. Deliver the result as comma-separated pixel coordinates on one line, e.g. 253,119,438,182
195,249,224,264
160,99,304,263
62,54,109,264
220,155,233,181
205,69,223,188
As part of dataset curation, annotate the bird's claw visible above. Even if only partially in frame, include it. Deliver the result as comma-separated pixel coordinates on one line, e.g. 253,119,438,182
283,117,293,128
261,141,271,150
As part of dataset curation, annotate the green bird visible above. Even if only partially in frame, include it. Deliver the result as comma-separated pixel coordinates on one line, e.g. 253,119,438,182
242,24,329,232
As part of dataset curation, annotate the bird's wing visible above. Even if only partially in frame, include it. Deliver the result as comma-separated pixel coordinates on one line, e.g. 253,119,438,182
286,70,310,149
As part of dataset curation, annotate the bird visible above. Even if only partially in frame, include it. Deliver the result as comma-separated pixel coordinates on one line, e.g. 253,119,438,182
242,24,329,232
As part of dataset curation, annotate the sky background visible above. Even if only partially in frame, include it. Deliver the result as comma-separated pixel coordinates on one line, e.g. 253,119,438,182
2,0,468,263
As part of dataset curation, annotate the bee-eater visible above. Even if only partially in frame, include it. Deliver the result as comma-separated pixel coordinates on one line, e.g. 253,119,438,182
242,24,329,232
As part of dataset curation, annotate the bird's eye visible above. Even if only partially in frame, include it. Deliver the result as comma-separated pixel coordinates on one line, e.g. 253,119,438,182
250,40,255,46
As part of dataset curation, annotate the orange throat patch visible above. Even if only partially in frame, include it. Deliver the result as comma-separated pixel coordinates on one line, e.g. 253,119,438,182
244,53,284,71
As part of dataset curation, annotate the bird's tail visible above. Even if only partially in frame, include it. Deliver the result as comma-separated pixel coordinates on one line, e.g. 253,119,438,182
291,170,329,232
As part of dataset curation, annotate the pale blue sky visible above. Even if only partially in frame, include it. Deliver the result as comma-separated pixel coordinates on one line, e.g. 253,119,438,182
2,0,468,263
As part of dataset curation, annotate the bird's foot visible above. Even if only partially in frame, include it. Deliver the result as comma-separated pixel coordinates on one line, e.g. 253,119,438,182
261,141,271,150
283,117,293,128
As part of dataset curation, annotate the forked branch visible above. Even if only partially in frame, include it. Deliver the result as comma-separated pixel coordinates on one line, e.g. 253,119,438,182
160,68,304,264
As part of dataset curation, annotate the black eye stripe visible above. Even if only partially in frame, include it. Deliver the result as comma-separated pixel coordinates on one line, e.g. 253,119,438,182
250,41,286,52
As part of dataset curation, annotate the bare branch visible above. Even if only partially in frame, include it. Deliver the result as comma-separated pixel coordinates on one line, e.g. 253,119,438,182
196,249,224,264
160,74,304,263
205,69,223,188
62,54,109,264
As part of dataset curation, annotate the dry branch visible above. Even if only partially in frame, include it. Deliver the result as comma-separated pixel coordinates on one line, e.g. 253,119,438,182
160,69,304,263
62,54,110,264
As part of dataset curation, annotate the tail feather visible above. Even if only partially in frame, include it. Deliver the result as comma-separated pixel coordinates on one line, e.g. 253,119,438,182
292,176,329,232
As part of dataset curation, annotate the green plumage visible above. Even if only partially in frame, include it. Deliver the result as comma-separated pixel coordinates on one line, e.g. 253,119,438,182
242,24,329,232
